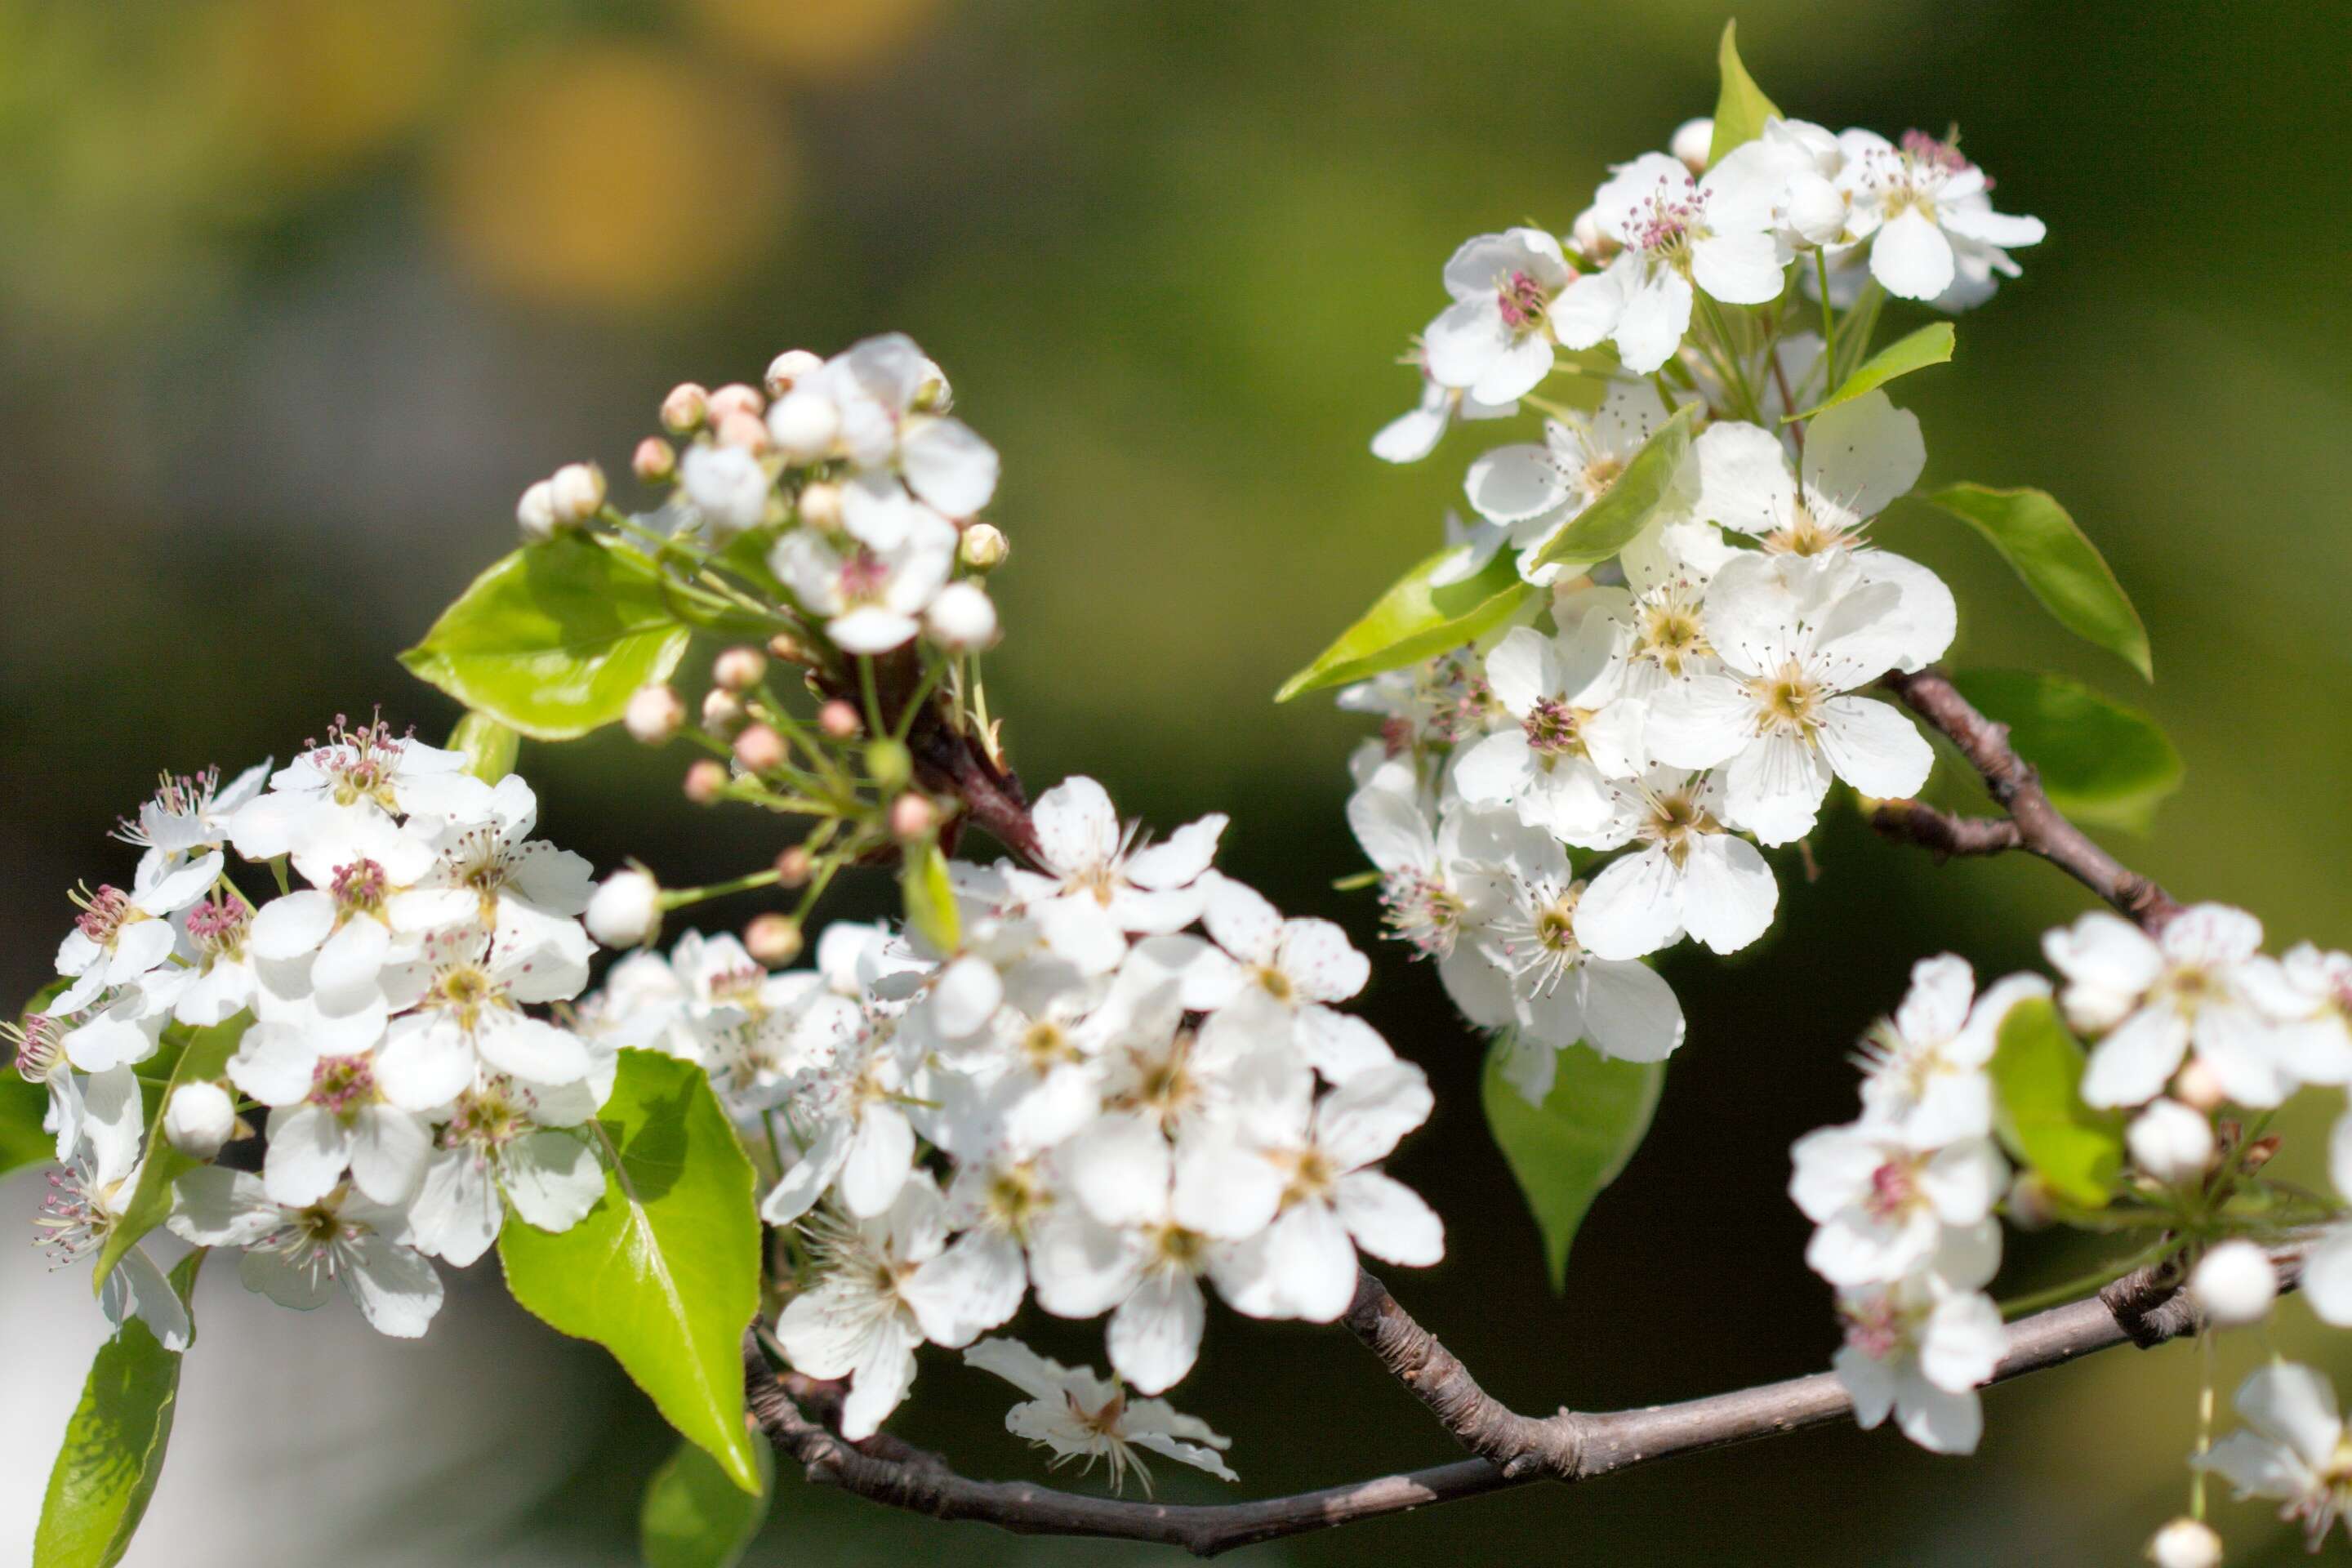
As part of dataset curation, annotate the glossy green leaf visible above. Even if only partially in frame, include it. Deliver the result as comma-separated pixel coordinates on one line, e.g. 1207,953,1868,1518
1951,669,2184,832
448,711,519,784
1989,996,2123,1209
1273,546,1534,703
91,1013,249,1295
901,841,960,954
1922,483,2152,680
400,534,694,740
34,1253,201,1568
1482,1036,1665,1291
499,1049,763,1493
1530,402,1701,572
1706,20,1782,166
641,1435,773,1568
1784,323,1953,423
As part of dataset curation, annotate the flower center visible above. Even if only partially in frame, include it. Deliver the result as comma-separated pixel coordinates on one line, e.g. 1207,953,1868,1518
70,884,136,947
1864,1158,1920,1220
1148,1222,1208,1272
1254,964,1295,1004
1494,270,1552,333
331,858,390,917
1582,453,1625,493
1021,1020,1078,1071
985,1164,1048,1234
1838,1292,1915,1361
837,550,892,607
1379,870,1464,960
1747,662,1824,737
1279,1147,1339,1208
444,1084,527,1152
185,896,249,959
428,961,506,1030
1535,899,1579,955
1522,696,1587,757
308,1054,381,1118
1646,789,1715,868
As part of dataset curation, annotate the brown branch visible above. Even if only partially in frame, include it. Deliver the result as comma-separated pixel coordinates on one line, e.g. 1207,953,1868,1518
1878,666,2185,931
747,1246,2310,1556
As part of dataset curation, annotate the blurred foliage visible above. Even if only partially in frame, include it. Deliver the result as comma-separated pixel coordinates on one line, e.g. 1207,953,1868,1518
0,0,2346,1562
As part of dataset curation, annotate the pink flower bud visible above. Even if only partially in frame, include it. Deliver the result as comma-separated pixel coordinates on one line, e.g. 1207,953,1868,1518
889,792,938,840
550,461,606,524
1671,116,1714,174
702,688,746,737
796,479,844,530
633,436,677,483
745,913,803,964
713,646,768,693
684,760,729,804
817,700,862,740
733,724,786,773
716,410,770,452
773,845,813,887
764,349,824,398
661,382,709,434
626,684,685,744
708,382,766,424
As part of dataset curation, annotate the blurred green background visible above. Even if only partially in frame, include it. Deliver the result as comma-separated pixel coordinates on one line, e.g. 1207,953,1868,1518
1,1,2346,1562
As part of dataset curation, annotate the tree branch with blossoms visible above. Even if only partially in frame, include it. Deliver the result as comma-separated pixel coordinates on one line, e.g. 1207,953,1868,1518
11,23,2352,1568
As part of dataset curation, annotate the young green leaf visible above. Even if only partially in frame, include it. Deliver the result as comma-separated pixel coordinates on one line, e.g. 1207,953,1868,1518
1921,483,2153,680
498,1049,764,1493
1273,546,1534,703
901,840,961,954
1784,323,1953,423
1950,669,2184,832
1530,402,1701,572
1706,20,1782,166
447,710,520,784
34,1254,201,1568
1481,1036,1665,1290
641,1435,774,1568
400,534,695,740
1989,996,2123,1209
90,1013,250,1295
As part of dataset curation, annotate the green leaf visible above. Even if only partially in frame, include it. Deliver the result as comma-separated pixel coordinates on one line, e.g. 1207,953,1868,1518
1706,20,1782,166
34,1254,201,1568
1989,996,2124,1208
1481,1036,1664,1290
901,841,960,954
499,1049,763,1493
400,534,694,740
91,1013,249,1295
1784,323,1953,423
1530,402,1701,572
447,711,520,784
641,1435,773,1568
1273,546,1535,703
1921,483,2153,681
1950,669,2185,832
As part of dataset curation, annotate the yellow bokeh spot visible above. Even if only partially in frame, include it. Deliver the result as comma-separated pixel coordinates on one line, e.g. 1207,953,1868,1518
434,43,795,309
677,0,940,81
201,0,463,181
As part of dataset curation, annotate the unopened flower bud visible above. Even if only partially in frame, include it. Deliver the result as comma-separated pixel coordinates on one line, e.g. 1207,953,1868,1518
2127,1099,2215,1186
2190,1241,2276,1327
713,646,768,693
661,382,710,433
684,760,729,804
1670,116,1715,174
796,479,844,530
2172,1057,2227,1112
733,723,786,773
1570,204,1614,261
924,581,997,650
818,700,862,740
773,844,813,887
626,683,685,744
586,869,662,948
702,688,746,737
767,630,809,665
163,1081,235,1160
517,479,560,543
633,436,677,483
865,738,911,790
2145,1517,2223,1568
744,913,803,964
716,410,770,452
550,461,607,524
958,522,1009,572
768,388,841,465
764,349,824,398
2002,1170,2056,1231
707,382,766,424
889,791,937,840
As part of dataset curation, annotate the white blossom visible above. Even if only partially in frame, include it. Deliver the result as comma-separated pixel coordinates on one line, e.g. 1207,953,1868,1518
2194,1362,2352,1548
168,1165,444,1339
964,1336,1236,1491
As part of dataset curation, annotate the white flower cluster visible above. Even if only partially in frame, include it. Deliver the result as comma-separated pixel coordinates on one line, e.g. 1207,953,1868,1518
619,334,1002,656
578,774,1444,1453
20,720,612,1343
1383,115,2042,443
1789,956,2028,1454
1792,907,2352,1465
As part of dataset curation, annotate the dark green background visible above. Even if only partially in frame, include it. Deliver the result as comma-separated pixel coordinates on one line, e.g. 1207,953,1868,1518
1,2,2345,1561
